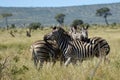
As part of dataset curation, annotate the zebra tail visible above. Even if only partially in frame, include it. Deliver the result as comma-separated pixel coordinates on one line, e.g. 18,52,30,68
31,45,38,67
106,44,110,56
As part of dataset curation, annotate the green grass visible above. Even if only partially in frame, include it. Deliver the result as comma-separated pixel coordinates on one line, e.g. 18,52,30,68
0,27,120,80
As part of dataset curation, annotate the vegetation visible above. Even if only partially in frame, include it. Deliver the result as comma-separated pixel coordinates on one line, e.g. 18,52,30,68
0,25,120,80
55,13,65,26
0,3,120,26
71,19,84,27
96,7,112,25
0,13,12,30
28,22,42,30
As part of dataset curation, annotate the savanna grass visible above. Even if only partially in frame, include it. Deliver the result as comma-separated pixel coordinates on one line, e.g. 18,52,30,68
0,26,120,80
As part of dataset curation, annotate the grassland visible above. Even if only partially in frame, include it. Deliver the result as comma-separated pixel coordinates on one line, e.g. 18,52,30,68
0,26,120,80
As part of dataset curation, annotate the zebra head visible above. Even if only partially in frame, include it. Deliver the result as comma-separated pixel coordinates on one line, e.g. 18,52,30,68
80,26,88,39
45,26,72,41
45,26,59,41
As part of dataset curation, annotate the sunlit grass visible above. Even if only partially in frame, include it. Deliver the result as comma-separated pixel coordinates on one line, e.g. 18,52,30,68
0,27,120,80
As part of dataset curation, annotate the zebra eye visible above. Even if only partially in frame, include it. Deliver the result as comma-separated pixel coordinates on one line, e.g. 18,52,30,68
105,48,108,51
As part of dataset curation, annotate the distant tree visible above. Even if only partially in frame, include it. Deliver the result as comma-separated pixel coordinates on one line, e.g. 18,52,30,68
96,7,112,25
71,19,84,27
55,13,65,26
83,23,90,29
10,24,16,29
29,22,41,30
0,13,12,30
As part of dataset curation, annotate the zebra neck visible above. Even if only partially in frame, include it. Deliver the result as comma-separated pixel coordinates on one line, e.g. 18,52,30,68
56,37,69,53
55,32,72,52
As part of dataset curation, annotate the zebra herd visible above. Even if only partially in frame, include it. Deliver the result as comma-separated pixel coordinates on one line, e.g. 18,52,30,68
30,26,110,70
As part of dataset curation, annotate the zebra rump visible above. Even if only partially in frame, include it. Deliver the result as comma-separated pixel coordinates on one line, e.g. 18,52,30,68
88,37,110,57
30,40,60,69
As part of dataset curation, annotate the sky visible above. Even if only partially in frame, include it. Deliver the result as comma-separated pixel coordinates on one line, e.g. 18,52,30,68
0,0,120,7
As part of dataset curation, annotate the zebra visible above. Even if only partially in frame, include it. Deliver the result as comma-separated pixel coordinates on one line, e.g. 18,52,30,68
69,26,110,59
45,27,110,66
30,36,61,70
69,26,88,42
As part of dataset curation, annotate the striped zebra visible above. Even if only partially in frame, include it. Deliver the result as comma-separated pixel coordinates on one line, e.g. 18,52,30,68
69,26,88,42
30,37,61,69
69,26,110,58
45,27,110,66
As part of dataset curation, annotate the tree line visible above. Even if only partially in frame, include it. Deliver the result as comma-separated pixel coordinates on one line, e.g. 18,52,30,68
0,7,112,30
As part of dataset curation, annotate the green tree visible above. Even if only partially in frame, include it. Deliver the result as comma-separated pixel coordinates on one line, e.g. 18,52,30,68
10,24,16,29
0,13,12,30
71,19,84,27
55,13,65,26
96,7,112,25
29,22,41,30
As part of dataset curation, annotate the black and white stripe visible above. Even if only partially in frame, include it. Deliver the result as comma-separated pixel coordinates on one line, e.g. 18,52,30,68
46,27,110,66
69,26,110,58
30,39,60,69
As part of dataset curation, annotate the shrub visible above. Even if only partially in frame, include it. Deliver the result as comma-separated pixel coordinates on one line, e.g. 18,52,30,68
28,22,41,30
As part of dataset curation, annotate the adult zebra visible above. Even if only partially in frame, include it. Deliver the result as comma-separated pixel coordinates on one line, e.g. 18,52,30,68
45,27,110,66
69,26,88,42
30,36,61,70
69,26,110,59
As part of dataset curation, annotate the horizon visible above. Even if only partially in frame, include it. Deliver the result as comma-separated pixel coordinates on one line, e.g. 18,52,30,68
0,2,120,8
0,0,120,7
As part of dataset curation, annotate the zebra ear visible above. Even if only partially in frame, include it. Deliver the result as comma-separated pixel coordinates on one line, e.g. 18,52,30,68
81,27,84,31
84,24,89,30
84,26,88,30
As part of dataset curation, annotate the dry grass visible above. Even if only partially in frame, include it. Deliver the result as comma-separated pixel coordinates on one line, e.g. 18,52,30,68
0,27,120,80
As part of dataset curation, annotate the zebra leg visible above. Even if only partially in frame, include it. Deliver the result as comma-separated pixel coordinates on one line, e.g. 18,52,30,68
71,59,77,66
60,54,65,66
90,56,102,80
104,57,110,64
103,51,110,64
52,60,56,67
38,59,44,71
51,57,56,67
33,56,38,69
90,46,103,79
77,59,83,66
65,57,71,66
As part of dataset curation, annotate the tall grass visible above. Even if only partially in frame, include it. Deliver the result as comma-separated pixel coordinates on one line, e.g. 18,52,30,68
0,27,120,80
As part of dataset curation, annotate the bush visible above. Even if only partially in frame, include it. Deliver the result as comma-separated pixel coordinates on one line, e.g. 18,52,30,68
71,19,84,27
28,22,41,30
10,24,16,29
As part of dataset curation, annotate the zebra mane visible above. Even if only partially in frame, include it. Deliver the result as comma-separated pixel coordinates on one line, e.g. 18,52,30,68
57,27,73,41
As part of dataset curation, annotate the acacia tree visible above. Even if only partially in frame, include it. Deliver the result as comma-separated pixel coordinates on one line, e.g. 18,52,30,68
29,22,42,30
96,7,112,25
1,13,12,30
71,19,84,27
55,13,65,26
